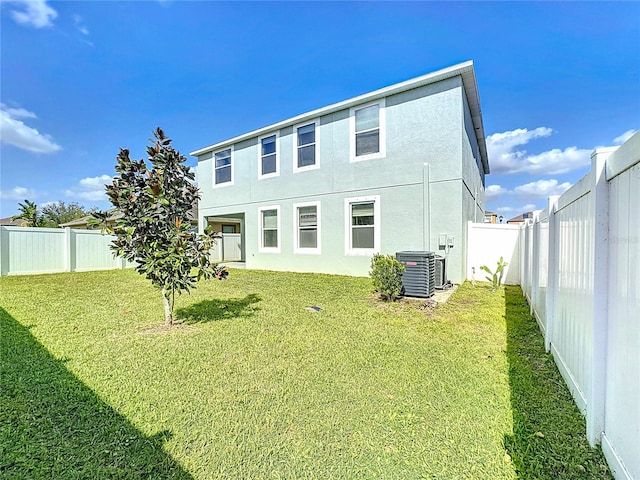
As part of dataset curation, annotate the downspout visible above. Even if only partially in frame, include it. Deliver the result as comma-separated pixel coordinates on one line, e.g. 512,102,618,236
423,162,431,251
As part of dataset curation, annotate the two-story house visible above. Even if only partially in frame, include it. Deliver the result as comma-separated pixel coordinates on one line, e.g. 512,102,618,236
190,60,489,284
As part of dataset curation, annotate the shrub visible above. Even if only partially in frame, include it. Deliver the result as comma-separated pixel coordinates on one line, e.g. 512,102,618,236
370,254,405,301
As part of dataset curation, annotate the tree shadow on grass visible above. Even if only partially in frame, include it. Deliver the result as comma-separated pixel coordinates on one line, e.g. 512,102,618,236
0,308,193,479
502,286,612,479
175,293,261,324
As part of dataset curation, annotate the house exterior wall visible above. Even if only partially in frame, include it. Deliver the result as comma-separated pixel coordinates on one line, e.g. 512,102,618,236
456,91,486,282
196,70,486,283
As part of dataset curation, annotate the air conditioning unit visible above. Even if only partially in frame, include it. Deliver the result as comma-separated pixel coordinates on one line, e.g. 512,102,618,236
396,251,436,298
434,255,446,289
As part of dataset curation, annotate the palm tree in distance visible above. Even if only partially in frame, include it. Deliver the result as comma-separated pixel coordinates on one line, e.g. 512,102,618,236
12,199,44,227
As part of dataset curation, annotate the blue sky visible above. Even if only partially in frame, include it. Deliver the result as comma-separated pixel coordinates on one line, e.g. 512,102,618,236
1,0,638,220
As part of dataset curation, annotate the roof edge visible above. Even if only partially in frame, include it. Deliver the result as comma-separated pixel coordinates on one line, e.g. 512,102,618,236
190,60,489,172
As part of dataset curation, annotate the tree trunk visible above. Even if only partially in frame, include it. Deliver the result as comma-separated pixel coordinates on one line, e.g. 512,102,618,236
162,288,173,325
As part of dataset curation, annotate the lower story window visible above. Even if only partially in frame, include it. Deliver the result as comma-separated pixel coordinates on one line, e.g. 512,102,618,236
345,195,380,255
351,202,374,248
294,202,320,254
259,206,280,252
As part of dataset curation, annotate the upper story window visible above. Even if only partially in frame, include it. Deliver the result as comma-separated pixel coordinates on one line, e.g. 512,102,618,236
259,205,280,253
344,195,380,256
259,133,279,179
294,201,321,254
293,120,319,173
214,148,233,186
350,99,386,162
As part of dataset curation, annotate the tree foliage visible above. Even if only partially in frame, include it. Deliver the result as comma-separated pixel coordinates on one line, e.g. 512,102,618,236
94,128,228,325
41,201,93,228
11,200,92,228
12,199,45,227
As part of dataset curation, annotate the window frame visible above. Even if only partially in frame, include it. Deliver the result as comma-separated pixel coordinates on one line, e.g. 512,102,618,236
293,119,320,173
344,195,380,256
213,146,234,188
293,201,321,255
258,205,281,253
258,132,279,180
349,99,386,163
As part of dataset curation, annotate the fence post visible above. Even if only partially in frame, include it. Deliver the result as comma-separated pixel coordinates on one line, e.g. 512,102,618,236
466,221,473,281
524,223,528,290
519,224,525,289
63,227,72,272
530,212,541,316
586,148,613,446
0,227,9,276
545,195,560,352
523,221,533,303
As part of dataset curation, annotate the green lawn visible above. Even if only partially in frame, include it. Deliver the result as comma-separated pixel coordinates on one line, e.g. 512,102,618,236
0,269,611,479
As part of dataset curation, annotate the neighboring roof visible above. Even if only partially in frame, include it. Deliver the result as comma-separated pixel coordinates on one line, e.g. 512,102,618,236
59,212,122,228
59,202,199,227
507,212,533,223
0,216,26,226
190,60,490,174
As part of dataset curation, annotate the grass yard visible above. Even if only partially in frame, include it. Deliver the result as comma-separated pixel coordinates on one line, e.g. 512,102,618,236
0,269,611,479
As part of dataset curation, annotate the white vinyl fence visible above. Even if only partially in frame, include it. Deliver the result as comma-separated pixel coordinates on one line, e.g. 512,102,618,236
467,222,521,285
207,233,243,263
469,133,639,480
0,227,129,276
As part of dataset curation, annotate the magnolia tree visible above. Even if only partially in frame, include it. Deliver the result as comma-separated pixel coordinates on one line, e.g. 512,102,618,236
94,128,228,325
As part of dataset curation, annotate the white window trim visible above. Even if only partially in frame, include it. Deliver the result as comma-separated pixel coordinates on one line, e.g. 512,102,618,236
349,99,386,163
293,119,320,173
258,205,281,253
213,145,234,188
258,132,280,180
344,195,380,256
293,201,321,255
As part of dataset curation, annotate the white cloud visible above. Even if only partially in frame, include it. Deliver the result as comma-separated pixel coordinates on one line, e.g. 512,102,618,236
73,14,89,35
496,204,537,215
514,179,572,199
486,178,572,203
4,0,57,28
1,104,36,119
486,127,591,175
0,186,38,200
485,184,508,202
65,175,113,201
488,127,553,153
614,129,637,145
0,104,62,154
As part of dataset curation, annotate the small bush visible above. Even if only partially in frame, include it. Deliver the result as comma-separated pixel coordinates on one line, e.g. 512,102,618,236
370,254,405,301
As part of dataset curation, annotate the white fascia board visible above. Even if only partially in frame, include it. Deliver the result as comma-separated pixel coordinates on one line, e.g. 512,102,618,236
190,60,489,173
